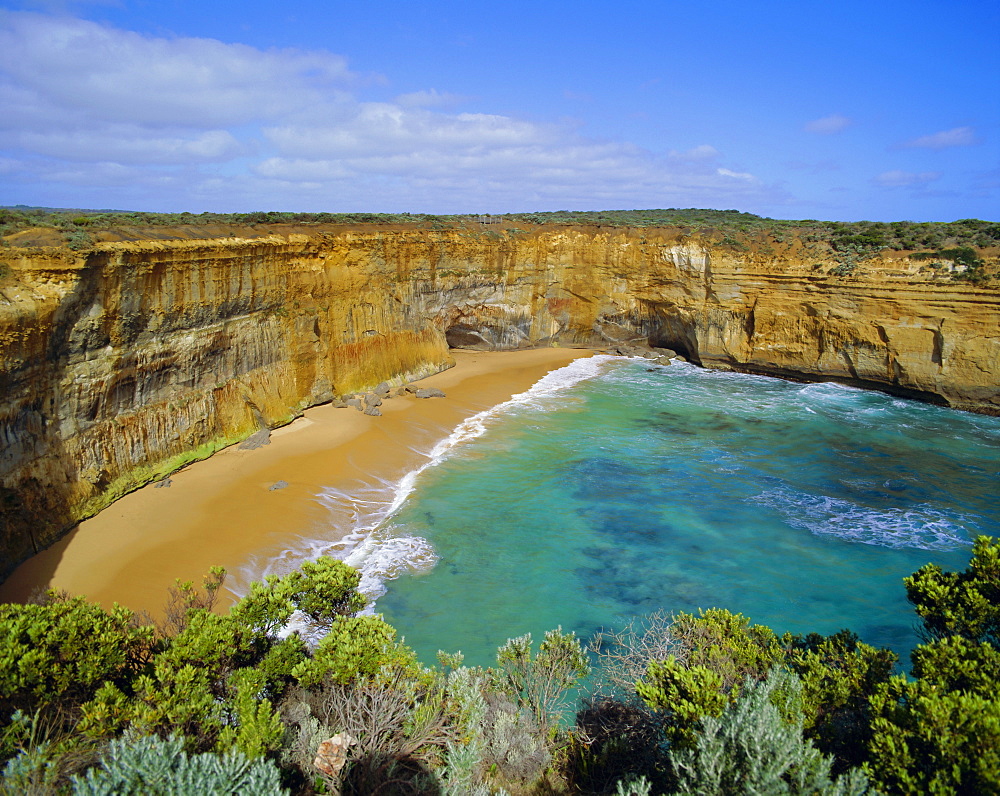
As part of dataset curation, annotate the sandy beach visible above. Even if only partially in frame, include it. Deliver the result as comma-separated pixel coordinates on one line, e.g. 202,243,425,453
0,348,591,616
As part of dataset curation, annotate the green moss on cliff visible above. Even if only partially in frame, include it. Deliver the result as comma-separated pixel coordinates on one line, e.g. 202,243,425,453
74,434,248,521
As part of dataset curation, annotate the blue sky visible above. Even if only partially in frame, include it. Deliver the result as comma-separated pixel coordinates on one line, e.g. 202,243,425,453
1,0,997,220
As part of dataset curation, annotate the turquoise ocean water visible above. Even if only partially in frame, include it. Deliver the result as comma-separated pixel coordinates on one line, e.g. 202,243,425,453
251,356,1000,667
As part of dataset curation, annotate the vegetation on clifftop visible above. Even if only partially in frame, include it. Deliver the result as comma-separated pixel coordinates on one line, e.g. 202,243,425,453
1,535,997,794
2,205,998,259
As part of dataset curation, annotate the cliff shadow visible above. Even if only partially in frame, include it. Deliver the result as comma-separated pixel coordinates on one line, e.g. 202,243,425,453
0,249,110,590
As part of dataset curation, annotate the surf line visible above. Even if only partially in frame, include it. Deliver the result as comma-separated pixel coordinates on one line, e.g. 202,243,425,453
233,354,618,609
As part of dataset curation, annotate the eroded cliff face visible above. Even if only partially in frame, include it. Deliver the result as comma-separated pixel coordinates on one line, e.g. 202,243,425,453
1,226,997,577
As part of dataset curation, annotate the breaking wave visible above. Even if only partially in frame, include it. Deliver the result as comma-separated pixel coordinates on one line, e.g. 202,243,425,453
235,354,615,609
750,486,974,551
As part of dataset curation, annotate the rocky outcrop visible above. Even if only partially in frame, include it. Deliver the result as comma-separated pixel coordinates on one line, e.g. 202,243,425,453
1,225,997,578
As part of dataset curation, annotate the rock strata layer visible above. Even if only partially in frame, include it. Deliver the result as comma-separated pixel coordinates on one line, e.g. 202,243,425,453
1,226,997,578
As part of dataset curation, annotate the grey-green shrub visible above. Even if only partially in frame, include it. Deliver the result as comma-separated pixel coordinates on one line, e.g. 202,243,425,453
70,734,286,795
669,669,869,795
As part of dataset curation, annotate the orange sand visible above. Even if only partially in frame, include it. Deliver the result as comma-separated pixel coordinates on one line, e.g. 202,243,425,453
0,348,590,615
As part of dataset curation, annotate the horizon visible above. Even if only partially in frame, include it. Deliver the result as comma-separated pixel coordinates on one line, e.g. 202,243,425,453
4,205,997,228
1,1,998,222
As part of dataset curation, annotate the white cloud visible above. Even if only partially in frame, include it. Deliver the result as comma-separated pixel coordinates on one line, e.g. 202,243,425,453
265,104,552,159
805,114,852,134
0,10,789,212
1,127,247,164
0,11,356,129
249,138,774,212
717,168,757,181
873,170,941,188
902,126,978,150
260,103,759,204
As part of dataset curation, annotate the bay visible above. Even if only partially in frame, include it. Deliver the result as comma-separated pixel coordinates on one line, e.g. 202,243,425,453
347,356,1000,667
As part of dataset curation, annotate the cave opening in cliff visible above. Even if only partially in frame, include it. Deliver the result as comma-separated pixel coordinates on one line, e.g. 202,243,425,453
648,332,700,365
641,311,702,365
445,323,494,350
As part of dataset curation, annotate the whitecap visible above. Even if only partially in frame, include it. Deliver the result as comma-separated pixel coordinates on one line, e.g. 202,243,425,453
799,381,864,400
750,486,974,551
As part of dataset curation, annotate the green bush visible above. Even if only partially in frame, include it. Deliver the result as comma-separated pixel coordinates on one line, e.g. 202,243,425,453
493,627,590,733
784,630,896,769
864,536,1000,793
670,608,783,692
636,656,727,748
905,534,999,644
0,595,154,721
291,615,416,688
2,540,998,794
867,677,1000,794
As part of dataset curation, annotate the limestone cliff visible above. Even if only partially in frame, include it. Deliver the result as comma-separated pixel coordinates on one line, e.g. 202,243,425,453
1,225,997,578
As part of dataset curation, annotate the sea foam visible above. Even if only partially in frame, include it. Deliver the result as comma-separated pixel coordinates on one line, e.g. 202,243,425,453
233,354,616,607
750,485,974,551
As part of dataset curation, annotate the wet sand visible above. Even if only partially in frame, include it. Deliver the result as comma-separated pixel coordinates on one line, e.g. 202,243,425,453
0,348,591,616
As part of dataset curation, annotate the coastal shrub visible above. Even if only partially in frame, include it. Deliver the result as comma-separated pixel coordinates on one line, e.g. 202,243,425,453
231,556,365,637
669,608,783,693
591,609,684,698
830,257,858,277
280,556,366,625
0,594,154,722
937,246,983,269
904,534,999,644
160,566,226,635
64,229,93,250
4,206,998,254
614,775,653,795
492,627,590,734
278,659,504,794
591,609,892,784
668,668,871,795
278,661,499,795
635,656,728,748
568,696,667,793
784,630,896,769
477,628,589,790
0,710,100,794
867,676,1000,793
4,540,1000,793
280,673,453,795
291,615,417,688
79,562,369,753
863,536,1000,794
69,733,286,795
435,664,489,794
580,610,801,790
911,246,989,284
908,634,1000,693
573,609,680,790
480,693,551,785
72,559,363,755
77,600,291,752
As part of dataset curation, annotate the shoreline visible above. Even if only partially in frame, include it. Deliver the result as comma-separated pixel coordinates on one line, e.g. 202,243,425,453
0,348,592,616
